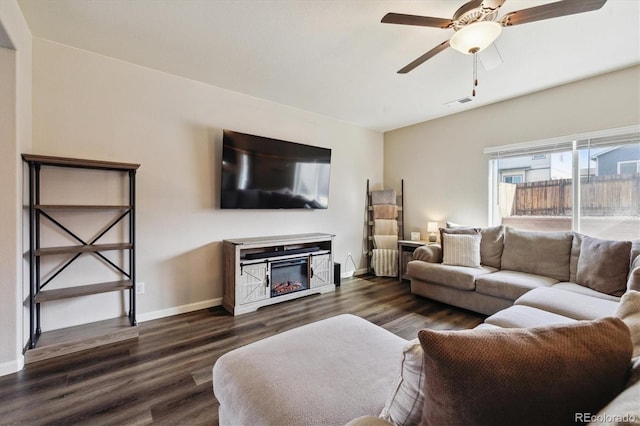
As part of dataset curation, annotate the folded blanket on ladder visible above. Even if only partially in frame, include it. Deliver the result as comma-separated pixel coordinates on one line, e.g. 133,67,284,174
372,249,398,277
374,235,398,250
373,204,398,220
374,219,398,236
371,190,396,205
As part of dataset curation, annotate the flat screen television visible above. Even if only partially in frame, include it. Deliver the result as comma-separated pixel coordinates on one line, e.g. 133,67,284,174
220,130,331,209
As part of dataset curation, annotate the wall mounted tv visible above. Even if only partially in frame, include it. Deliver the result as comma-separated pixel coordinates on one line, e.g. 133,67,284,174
220,130,331,209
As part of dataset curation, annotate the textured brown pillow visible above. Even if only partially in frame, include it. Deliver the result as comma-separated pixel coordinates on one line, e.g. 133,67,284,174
417,317,632,426
576,236,632,296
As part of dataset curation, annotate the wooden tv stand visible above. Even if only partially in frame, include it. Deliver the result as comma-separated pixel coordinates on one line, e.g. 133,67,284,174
222,233,335,315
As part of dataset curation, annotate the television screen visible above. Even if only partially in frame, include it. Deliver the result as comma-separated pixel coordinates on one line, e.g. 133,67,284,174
220,130,331,209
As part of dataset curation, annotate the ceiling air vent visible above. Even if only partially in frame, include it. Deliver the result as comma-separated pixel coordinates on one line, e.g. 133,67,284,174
444,96,473,107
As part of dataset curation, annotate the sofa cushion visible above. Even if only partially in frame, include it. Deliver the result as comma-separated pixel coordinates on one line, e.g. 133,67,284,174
515,287,618,320
552,282,621,302
407,261,495,291
501,227,573,281
417,318,632,426
479,225,504,269
212,314,407,426
475,270,558,301
379,339,424,426
442,234,481,268
576,236,631,296
616,290,640,358
484,305,576,328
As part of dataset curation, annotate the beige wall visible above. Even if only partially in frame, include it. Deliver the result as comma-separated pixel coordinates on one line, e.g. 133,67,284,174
30,39,383,331
0,0,31,375
384,65,640,237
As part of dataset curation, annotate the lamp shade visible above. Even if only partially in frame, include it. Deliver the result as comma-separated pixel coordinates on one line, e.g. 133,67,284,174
427,221,438,233
449,21,502,55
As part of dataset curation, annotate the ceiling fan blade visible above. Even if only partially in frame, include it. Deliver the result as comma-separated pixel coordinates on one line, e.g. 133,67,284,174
501,0,607,26
481,0,507,12
381,13,453,29
398,40,450,74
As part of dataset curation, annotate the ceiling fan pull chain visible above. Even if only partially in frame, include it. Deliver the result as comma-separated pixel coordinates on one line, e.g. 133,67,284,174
472,52,478,97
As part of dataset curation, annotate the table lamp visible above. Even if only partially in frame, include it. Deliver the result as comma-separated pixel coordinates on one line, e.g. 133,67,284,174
427,221,438,243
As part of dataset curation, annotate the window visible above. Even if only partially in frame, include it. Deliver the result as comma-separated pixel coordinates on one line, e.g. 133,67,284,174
618,160,640,175
486,126,640,241
503,175,523,184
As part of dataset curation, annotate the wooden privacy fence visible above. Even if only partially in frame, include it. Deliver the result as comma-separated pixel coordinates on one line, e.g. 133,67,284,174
499,173,640,217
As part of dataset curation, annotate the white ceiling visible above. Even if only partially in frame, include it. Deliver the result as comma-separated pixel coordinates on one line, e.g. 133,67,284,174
16,0,640,132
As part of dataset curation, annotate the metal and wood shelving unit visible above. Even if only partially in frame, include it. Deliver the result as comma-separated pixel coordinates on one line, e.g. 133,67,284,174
22,154,140,363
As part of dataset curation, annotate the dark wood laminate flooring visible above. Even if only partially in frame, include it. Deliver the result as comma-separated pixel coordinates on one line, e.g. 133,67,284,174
0,276,485,425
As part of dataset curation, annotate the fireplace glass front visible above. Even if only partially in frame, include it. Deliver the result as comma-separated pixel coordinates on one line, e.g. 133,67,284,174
270,258,309,297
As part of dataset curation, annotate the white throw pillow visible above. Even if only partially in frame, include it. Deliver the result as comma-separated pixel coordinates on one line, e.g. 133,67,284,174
442,233,481,268
379,339,425,426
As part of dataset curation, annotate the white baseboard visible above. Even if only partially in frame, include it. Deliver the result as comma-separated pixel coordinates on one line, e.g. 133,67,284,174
137,298,223,323
0,356,24,377
341,268,368,279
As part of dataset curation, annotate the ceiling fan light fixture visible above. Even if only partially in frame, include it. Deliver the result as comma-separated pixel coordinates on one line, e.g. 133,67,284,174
450,21,502,54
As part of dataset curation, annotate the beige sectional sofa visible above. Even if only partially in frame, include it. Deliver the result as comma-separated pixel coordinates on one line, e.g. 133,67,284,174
212,227,640,425
408,226,639,315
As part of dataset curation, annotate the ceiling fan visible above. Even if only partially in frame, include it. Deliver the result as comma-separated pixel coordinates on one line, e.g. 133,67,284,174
382,0,608,75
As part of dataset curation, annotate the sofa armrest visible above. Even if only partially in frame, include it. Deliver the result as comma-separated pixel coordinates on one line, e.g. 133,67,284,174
413,244,441,263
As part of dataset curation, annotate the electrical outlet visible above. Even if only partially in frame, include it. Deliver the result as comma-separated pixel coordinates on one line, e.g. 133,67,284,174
136,282,145,295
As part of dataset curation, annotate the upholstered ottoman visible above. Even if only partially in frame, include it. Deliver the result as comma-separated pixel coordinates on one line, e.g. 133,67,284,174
212,314,407,426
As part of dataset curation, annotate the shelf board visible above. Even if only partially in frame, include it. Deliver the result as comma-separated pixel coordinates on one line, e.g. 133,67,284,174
35,242,132,256
36,204,132,210
22,154,140,171
368,206,403,211
25,316,138,364
36,279,133,302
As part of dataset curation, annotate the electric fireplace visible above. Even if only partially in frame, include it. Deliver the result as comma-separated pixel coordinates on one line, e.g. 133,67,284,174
270,258,309,297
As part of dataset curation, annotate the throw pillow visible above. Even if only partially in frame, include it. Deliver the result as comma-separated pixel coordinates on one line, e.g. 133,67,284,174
445,221,468,228
417,317,632,426
576,236,632,296
442,234,481,268
616,290,640,358
439,227,480,263
379,339,425,426
500,227,573,281
479,225,505,269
